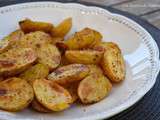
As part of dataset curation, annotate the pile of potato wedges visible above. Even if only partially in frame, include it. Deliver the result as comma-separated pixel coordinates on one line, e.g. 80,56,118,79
0,17,125,113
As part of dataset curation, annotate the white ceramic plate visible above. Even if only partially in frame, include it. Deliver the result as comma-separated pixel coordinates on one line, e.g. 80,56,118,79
0,2,159,120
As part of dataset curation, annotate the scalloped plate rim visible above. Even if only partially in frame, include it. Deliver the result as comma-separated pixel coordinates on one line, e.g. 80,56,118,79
0,1,159,120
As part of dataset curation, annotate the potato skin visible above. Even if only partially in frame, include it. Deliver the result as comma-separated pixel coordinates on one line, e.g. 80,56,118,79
60,55,70,66
65,50,103,64
51,17,72,37
0,30,24,53
64,82,79,103
87,64,103,75
48,64,89,85
78,74,112,104
52,37,64,45
36,43,61,70
19,63,49,84
65,28,102,50
19,19,54,33
0,48,37,77
0,77,34,111
88,30,102,48
100,42,126,82
31,99,52,113
93,42,119,52
33,79,72,111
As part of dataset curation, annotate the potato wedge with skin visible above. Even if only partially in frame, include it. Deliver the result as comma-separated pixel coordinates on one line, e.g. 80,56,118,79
56,41,69,52
31,99,52,113
87,64,103,75
60,55,70,66
65,50,103,64
0,30,24,53
0,38,10,53
88,30,102,48
33,79,72,111
48,64,89,85
64,82,79,103
64,27,102,50
93,42,119,52
78,74,112,104
0,48,37,77
36,44,61,70
0,77,34,111
19,63,49,85
52,37,64,45
19,31,52,50
19,19,54,33
51,18,72,37
101,43,125,82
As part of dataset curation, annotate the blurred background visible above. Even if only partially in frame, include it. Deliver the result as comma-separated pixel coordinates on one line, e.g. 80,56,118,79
79,0,160,29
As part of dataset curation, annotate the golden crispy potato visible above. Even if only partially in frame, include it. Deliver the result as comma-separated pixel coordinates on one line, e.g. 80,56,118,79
51,18,72,37
0,77,34,111
31,99,52,113
8,29,24,41
48,64,89,85
0,30,24,53
101,42,125,82
60,55,70,66
0,38,10,53
33,79,72,111
87,64,103,75
52,37,64,45
78,74,112,104
19,19,54,33
0,48,37,77
63,27,102,50
19,63,49,84
19,31,52,49
36,44,61,70
93,42,119,52
55,41,69,53
64,82,79,103
65,50,103,64
88,30,102,48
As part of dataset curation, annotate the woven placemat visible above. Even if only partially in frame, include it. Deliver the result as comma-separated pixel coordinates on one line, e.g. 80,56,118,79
0,0,160,120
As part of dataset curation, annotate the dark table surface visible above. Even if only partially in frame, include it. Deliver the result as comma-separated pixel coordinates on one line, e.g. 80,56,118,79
0,0,160,120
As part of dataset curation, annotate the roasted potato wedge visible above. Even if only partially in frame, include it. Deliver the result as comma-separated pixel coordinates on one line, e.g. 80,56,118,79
19,19,54,33
36,43,61,70
65,50,103,64
64,82,79,103
87,64,103,75
60,55,70,66
93,42,118,52
88,30,102,48
100,42,125,82
0,48,37,76
0,77,34,111
48,64,89,85
63,27,102,50
19,63,49,84
78,74,112,104
8,29,24,41
19,31,52,49
51,17,72,37
52,37,64,45
31,99,52,113
33,79,72,111
0,38,10,53
0,30,24,53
